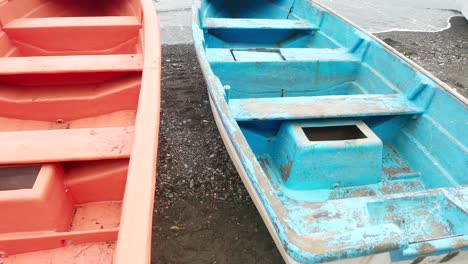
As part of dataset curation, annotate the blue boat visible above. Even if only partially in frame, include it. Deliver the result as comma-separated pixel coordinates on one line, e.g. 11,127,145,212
192,1,468,263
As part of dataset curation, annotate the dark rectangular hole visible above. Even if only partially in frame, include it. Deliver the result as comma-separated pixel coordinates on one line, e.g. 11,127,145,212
303,125,367,141
0,165,41,191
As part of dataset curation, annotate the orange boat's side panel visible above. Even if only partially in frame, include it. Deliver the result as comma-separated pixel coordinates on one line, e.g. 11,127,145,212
0,0,161,262
65,160,128,204
1,230,119,256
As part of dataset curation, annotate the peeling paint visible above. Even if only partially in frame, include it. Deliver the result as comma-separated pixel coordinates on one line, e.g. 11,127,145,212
280,160,293,181
193,0,468,263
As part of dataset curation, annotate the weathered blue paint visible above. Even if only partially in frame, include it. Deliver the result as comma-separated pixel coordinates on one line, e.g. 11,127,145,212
203,18,318,30
272,120,383,190
229,94,423,120
192,0,468,263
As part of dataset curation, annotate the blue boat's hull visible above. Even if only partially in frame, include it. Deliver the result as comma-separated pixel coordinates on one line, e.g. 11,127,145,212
193,1,468,263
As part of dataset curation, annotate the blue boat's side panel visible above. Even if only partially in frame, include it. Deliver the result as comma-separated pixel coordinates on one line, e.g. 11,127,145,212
193,0,468,263
426,90,468,143
205,0,295,19
210,60,361,98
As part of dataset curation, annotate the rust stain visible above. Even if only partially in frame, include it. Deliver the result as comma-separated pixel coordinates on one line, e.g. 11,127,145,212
352,189,373,197
311,210,329,219
406,180,423,190
382,167,398,177
429,220,451,238
379,185,393,195
380,182,405,195
280,160,293,182
417,243,437,255
384,166,412,178
329,187,377,200
392,184,404,194
258,158,273,181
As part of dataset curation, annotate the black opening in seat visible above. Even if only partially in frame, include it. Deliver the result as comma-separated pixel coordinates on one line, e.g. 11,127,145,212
303,125,367,141
0,165,41,191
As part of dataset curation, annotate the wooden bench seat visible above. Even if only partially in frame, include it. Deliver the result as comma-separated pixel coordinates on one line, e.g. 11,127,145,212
230,94,423,121
206,48,356,62
203,18,317,31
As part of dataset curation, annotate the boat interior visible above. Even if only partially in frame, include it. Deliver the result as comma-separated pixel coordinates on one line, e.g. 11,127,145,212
195,0,467,262
0,0,149,262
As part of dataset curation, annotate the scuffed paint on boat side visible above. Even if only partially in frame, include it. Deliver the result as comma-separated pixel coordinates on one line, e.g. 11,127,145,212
192,0,467,263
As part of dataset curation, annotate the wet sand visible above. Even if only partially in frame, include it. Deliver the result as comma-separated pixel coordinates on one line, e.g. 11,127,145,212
152,16,467,264
152,46,283,264
377,16,468,97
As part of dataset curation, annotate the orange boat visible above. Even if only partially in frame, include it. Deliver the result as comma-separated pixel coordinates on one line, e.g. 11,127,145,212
0,0,161,263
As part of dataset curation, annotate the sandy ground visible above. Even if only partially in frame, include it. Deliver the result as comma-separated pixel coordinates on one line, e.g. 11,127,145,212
152,16,467,264
152,46,282,264
378,16,468,97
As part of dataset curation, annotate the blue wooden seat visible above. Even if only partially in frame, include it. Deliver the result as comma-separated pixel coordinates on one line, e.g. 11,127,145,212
206,48,357,62
203,18,318,31
229,94,423,121
202,18,319,46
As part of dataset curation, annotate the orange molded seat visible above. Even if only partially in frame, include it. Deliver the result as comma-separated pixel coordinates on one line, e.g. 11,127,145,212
4,16,140,30
3,16,141,55
0,54,143,75
0,126,134,165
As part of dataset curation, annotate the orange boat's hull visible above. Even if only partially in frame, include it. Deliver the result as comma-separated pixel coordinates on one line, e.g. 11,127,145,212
0,0,161,263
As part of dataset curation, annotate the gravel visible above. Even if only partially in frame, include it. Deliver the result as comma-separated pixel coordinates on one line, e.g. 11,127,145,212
152,45,283,264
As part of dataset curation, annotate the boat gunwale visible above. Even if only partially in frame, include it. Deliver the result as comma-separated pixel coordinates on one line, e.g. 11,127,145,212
113,0,161,263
